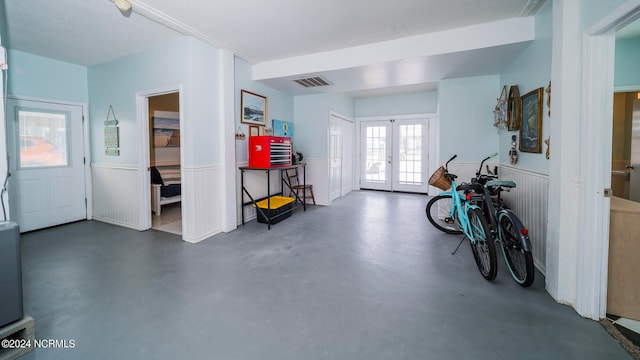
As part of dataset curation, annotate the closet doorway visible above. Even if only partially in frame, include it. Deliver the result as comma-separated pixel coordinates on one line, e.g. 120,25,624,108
329,113,354,202
148,92,182,235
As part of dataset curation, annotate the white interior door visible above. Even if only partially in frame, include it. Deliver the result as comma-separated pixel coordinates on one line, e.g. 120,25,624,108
7,98,87,232
360,118,429,193
630,96,640,202
341,119,354,196
330,115,355,202
329,119,343,201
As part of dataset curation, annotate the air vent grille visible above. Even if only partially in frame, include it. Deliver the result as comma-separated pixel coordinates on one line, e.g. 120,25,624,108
293,76,333,88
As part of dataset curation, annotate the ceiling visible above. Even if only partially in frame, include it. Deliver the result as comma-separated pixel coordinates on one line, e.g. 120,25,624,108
2,0,551,96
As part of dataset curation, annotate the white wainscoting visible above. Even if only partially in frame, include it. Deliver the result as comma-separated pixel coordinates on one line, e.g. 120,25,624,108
304,158,329,205
499,165,549,275
182,165,221,243
91,164,140,230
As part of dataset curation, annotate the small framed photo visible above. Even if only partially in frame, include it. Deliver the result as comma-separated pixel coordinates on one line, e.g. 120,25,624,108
519,87,544,153
248,125,259,137
241,90,267,126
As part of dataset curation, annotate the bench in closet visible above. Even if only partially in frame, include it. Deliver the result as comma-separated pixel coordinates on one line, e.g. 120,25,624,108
151,166,181,215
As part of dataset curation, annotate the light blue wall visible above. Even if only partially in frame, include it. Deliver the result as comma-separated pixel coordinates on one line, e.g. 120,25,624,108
329,93,355,119
354,91,438,117
7,50,88,103
89,36,220,166
293,94,331,158
234,57,294,162
615,37,640,88
292,93,355,159
439,75,501,162
499,0,552,173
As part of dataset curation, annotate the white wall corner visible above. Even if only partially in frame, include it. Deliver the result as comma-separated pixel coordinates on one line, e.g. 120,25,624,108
219,49,238,233
546,0,582,306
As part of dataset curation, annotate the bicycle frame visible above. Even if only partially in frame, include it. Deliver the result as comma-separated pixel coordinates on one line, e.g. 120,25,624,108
471,154,532,253
438,179,483,244
477,187,530,251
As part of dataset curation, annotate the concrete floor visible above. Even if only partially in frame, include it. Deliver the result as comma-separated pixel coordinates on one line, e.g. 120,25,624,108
18,191,631,359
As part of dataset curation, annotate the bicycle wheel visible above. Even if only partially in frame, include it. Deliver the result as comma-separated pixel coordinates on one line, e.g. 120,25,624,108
426,195,463,235
498,213,535,287
467,208,497,280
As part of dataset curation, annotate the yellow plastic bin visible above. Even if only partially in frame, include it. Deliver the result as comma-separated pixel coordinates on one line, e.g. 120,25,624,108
254,196,295,224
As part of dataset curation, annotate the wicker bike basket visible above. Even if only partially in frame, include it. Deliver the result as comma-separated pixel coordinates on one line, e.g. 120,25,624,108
429,166,451,190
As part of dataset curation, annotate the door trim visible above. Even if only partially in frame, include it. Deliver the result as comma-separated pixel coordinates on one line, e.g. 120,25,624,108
574,0,640,320
136,85,183,233
7,95,92,220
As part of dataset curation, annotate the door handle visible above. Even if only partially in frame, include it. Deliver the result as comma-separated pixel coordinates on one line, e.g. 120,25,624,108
626,165,635,170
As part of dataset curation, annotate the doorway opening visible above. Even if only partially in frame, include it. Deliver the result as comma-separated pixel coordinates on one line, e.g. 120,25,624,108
611,91,639,201
148,92,181,235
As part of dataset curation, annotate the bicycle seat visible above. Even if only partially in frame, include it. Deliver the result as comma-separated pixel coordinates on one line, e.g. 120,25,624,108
458,182,483,192
486,179,516,188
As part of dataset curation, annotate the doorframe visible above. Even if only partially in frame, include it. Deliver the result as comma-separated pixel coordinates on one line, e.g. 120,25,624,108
6,95,92,220
135,85,183,233
355,113,438,193
576,0,640,319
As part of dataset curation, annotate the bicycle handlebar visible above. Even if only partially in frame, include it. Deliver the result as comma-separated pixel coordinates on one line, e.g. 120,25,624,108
476,152,498,177
445,155,457,169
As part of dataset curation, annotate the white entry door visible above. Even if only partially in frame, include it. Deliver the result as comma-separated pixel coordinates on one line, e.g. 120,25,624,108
7,99,87,232
360,118,429,193
361,120,392,191
329,120,343,201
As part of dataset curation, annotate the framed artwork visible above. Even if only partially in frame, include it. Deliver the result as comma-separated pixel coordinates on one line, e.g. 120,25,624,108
241,90,267,125
507,85,521,131
248,125,259,137
152,112,180,147
272,119,293,138
519,87,544,153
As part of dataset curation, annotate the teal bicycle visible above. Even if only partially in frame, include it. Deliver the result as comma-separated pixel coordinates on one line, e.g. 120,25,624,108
426,155,497,280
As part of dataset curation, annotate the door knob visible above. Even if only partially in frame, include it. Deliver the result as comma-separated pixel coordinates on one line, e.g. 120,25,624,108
626,165,635,169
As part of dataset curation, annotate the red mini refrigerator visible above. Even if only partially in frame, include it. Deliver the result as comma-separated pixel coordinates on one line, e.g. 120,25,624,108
249,136,292,168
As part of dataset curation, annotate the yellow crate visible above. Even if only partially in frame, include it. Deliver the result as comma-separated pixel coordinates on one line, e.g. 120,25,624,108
255,196,295,209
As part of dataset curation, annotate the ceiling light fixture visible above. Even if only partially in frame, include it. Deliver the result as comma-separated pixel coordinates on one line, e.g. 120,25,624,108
114,0,132,13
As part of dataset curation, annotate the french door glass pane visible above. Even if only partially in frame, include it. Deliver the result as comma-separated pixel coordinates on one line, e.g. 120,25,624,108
398,124,422,185
365,126,386,182
18,110,69,168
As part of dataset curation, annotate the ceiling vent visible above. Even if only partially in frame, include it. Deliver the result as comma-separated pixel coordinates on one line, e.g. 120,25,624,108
293,76,333,88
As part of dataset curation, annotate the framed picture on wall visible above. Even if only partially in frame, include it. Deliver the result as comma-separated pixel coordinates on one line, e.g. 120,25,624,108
507,85,521,131
248,125,259,137
241,90,267,126
519,87,544,153
272,119,293,138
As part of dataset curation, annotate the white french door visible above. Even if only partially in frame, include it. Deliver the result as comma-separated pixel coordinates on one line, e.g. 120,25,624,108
7,98,87,232
360,118,429,193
